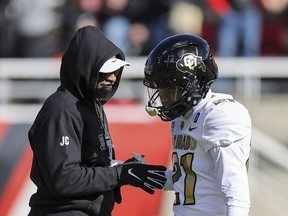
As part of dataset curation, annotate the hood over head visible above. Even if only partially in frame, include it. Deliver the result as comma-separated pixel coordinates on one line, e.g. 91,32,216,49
59,26,127,103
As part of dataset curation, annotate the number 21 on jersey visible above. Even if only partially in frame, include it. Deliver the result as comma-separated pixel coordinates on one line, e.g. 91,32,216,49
172,152,197,205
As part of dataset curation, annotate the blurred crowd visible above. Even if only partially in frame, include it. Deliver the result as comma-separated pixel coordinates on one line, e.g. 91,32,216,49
0,0,288,58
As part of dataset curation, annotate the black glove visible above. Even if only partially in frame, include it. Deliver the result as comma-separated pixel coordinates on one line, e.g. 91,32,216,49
115,163,167,194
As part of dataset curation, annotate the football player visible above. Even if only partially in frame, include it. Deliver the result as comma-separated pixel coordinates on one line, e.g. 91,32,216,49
143,34,251,216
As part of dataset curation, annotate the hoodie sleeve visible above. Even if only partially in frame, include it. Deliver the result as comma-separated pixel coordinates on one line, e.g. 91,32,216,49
29,103,119,198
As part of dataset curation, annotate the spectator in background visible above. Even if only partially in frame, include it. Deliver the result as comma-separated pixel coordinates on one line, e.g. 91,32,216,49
208,0,263,56
280,4,288,55
0,0,15,57
261,0,288,14
260,0,288,55
61,0,103,51
100,0,171,56
5,0,64,57
168,0,204,36
100,0,130,55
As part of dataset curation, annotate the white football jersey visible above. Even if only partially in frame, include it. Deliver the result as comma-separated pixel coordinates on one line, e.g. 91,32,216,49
166,90,251,216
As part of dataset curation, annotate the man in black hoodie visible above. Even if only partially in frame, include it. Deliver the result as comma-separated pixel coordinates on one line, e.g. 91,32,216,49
27,26,167,216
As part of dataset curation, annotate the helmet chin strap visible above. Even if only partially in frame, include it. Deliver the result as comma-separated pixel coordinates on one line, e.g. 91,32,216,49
185,82,211,107
186,89,202,106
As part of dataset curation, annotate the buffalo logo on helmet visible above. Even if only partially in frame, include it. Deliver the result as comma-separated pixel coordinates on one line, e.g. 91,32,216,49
176,53,206,74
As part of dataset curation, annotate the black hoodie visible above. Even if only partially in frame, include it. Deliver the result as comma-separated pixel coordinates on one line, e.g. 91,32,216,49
28,26,125,216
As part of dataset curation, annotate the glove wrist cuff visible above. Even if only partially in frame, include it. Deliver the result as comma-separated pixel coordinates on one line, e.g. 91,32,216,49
114,165,123,181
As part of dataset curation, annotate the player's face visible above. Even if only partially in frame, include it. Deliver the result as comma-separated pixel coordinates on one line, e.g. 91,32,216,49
159,86,183,106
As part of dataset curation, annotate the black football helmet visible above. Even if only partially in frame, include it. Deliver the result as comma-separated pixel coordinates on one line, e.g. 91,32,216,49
143,34,218,121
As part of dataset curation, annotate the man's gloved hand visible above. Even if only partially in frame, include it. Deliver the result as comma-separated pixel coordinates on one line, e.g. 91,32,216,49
115,163,167,194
